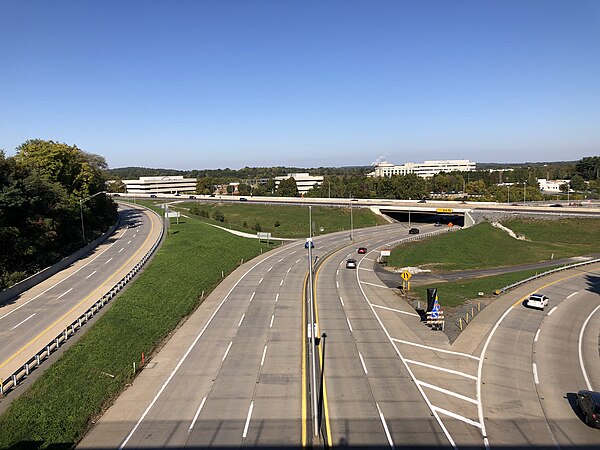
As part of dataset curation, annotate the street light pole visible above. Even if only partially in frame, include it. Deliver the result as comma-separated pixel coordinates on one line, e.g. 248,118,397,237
523,181,526,203
507,185,510,204
350,201,354,241
80,191,107,244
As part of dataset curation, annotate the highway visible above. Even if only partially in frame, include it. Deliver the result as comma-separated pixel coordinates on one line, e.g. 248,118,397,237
75,218,600,448
79,223,424,448
0,203,163,393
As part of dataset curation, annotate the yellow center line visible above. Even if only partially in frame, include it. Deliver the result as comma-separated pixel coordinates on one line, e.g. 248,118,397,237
508,267,599,310
0,206,160,371
313,253,335,447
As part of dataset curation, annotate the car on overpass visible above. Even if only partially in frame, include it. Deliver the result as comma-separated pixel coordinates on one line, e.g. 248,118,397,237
408,228,420,234
346,259,357,269
576,390,600,428
526,293,549,310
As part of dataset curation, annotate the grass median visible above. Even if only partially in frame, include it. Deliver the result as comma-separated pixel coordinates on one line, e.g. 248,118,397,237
0,214,271,449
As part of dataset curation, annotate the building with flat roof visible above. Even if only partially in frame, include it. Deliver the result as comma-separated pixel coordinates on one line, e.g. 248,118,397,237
274,173,324,195
368,160,476,178
123,176,197,195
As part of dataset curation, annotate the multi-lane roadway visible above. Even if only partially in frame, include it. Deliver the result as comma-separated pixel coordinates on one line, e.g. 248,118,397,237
0,203,163,397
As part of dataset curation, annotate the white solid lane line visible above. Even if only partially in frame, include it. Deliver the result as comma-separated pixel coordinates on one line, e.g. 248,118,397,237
566,291,579,299
533,363,539,384
393,338,480,360
346,317,353,332
432,405,482,428
242,401,254,438
56,288,74,300
579,303,600,391
374,304,420,318
85,270,97,280
238,314,245,327
417,380,478,404
534,329,541,343
261,346,268,366
547,306,558,316
222,341,233,362
359,280,388,289
188,397,206,432
376,403,395,449
405,359,478,380
269,314,274,328
359,352,368,375
359,267,373,272
104,258,113,265
10,313,36,331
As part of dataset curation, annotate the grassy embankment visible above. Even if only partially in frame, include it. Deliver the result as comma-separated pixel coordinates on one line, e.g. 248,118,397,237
0,215,271,449
389,218,600,307
174,201,388,238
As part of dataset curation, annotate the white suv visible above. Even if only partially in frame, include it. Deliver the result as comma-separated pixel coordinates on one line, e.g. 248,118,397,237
527,293,549,310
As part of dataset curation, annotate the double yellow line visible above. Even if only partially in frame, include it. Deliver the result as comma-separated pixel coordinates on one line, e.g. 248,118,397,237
302,254,333,447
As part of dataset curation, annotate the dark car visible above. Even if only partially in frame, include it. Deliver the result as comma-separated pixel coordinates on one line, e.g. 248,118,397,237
305,241,314,249
577,390,600,428
346,259,357,269
408,228,420,234
239,197,247,201
188,195,196,199
549,203,563,207
357,247,367,254
112,193,120,197
150,194,157,198
418,199,427,203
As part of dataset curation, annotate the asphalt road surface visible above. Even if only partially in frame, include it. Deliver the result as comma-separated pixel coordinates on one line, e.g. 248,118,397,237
78,221,600,449
0,203,163,391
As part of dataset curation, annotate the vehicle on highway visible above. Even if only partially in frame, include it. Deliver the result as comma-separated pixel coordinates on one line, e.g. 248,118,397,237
434,222,442,227
549,203,563,207
346,259,357,269
188,195,196,199
305,241,314,249
357,247,367,254
239,197,247,201
150,194,157,198
576,390,600,428
526,293,549,310
408,228,420,234
418,198,426,203
112,193,120,197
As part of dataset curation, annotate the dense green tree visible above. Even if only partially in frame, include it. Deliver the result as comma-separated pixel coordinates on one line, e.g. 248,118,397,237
276,177,298,197
196,177,216,195
238,183,251,196
575,157,600,180
0,141,117,290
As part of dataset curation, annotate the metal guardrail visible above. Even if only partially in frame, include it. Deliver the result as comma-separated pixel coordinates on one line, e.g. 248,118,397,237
0,210,165,397
497,257,600,295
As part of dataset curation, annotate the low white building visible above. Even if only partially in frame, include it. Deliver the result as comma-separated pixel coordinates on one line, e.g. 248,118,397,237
367,159,476,178
538,178,569,193
274,173,324,195
123,176,197,195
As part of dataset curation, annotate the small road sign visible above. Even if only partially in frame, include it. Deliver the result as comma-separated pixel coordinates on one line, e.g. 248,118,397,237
401,271,412,281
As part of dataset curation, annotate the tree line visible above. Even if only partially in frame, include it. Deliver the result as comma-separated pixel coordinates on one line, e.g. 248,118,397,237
0,140,117,290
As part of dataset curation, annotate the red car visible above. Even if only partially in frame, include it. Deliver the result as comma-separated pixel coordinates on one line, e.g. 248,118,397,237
357,247,367,254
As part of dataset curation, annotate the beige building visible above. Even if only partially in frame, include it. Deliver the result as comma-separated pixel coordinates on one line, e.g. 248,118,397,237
123,176,196,195
274,173,324,195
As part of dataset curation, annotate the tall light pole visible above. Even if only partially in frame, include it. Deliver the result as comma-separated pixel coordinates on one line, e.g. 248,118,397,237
80,191,106,244
523,181,526,203
507,185,510,204
350,200,354,241
567,181,570,204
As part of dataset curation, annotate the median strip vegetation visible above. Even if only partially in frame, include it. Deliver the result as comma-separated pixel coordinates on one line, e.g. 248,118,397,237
0,213,271,449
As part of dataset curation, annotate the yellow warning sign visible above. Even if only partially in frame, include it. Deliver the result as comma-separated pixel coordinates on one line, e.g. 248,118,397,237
436,208,453,213
401,271,412,281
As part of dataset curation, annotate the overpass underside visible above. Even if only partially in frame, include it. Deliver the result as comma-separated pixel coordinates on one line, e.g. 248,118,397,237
380,209,467,227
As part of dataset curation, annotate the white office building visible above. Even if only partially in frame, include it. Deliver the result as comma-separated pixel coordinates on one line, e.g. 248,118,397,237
368,160,476,178
123,176,197,195
274,173,324,195
537,178,569,193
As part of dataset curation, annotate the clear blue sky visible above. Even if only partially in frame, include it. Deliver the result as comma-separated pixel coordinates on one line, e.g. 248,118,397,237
1,1,599,170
